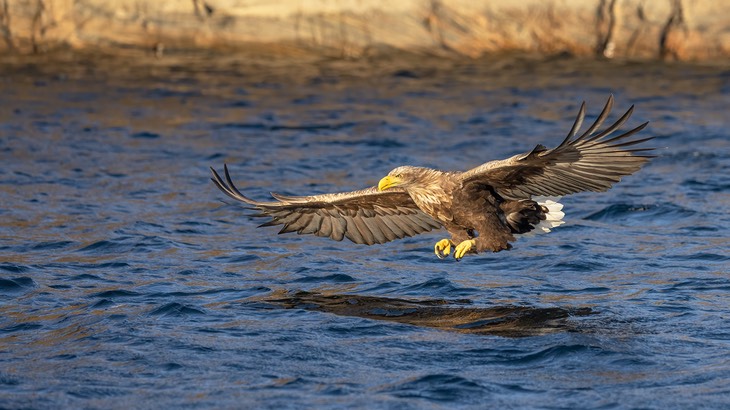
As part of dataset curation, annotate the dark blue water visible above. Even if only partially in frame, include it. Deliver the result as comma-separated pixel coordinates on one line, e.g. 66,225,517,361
1,55,729,409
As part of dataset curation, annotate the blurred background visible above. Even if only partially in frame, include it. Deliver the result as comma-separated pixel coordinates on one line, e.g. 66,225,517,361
1,0,729,60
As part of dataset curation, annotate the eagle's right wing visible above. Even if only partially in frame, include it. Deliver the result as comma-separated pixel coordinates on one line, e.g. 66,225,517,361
211,165,441,245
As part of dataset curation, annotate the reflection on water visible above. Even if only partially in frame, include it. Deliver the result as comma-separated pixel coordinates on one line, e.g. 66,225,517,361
262,291,594,337
0,53,729,408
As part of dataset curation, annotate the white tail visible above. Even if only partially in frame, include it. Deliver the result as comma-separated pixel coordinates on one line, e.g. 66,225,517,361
523,196,565,237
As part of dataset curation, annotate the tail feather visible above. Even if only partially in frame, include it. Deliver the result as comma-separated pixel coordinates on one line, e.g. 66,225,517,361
524,196,565,237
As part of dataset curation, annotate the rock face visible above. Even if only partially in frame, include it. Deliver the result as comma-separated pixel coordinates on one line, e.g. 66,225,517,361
1,0,728,60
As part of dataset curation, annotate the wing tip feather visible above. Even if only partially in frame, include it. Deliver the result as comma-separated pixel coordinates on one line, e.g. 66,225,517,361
210,164,261,206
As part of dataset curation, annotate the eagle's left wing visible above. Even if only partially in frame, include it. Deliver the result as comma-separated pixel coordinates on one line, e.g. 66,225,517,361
459,95,655,200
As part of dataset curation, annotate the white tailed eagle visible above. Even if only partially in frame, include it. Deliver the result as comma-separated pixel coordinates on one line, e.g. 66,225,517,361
211,96,653,260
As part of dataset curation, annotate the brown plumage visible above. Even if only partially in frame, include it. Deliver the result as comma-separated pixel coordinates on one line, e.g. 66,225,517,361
211,95,654,260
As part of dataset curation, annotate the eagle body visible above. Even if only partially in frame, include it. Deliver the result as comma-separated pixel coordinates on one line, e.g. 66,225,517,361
211,96,654,260
380,166,553,253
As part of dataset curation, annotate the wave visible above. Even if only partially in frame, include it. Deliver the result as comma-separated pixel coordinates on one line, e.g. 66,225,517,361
148,302,206,317
383,374,490,402
584,203,696,226
0,276,36,294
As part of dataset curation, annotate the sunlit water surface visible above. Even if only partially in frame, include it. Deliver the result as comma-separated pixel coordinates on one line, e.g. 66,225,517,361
1,54,729,409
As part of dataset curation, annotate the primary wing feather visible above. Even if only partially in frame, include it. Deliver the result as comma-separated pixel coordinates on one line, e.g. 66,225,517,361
460,95,654,200
211,165,441,245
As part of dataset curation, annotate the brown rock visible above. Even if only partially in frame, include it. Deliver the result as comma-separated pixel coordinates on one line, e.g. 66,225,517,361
0,0,728,60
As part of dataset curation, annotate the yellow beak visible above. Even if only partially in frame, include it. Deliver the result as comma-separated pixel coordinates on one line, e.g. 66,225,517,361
378,175,400,191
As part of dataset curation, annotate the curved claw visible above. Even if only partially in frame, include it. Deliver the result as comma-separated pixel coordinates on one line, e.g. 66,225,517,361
434,239,453,259
454,239,476,261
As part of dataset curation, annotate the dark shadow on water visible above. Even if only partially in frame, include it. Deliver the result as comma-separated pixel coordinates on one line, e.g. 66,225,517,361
260,291,595,337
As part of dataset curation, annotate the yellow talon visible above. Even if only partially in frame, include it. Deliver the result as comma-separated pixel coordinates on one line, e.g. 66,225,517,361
434,239,452,259
454,239,476,261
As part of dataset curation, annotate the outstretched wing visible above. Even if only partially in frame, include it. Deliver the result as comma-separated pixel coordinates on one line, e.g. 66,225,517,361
460,95,654,200
211,165,441,245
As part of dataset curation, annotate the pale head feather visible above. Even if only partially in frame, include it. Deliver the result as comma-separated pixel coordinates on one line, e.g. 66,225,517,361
387,166,443,188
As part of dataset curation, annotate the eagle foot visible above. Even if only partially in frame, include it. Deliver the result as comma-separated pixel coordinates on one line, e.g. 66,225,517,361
434,239,453,259
454,239,476,261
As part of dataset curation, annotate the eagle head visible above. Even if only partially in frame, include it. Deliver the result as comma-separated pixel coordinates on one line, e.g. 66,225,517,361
378,166,427,191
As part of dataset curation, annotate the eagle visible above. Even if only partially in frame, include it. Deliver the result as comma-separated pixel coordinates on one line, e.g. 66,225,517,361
211,96,653,260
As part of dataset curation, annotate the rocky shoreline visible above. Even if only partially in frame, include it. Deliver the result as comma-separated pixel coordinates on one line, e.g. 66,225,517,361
1,0,728,61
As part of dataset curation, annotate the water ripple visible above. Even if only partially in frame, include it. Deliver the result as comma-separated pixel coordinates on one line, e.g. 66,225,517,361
0,276,36,293
0,263,30,274
584,203,697,225
0,57,728,409
384,374,490,402
89,289,142,299
149,302,206,317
